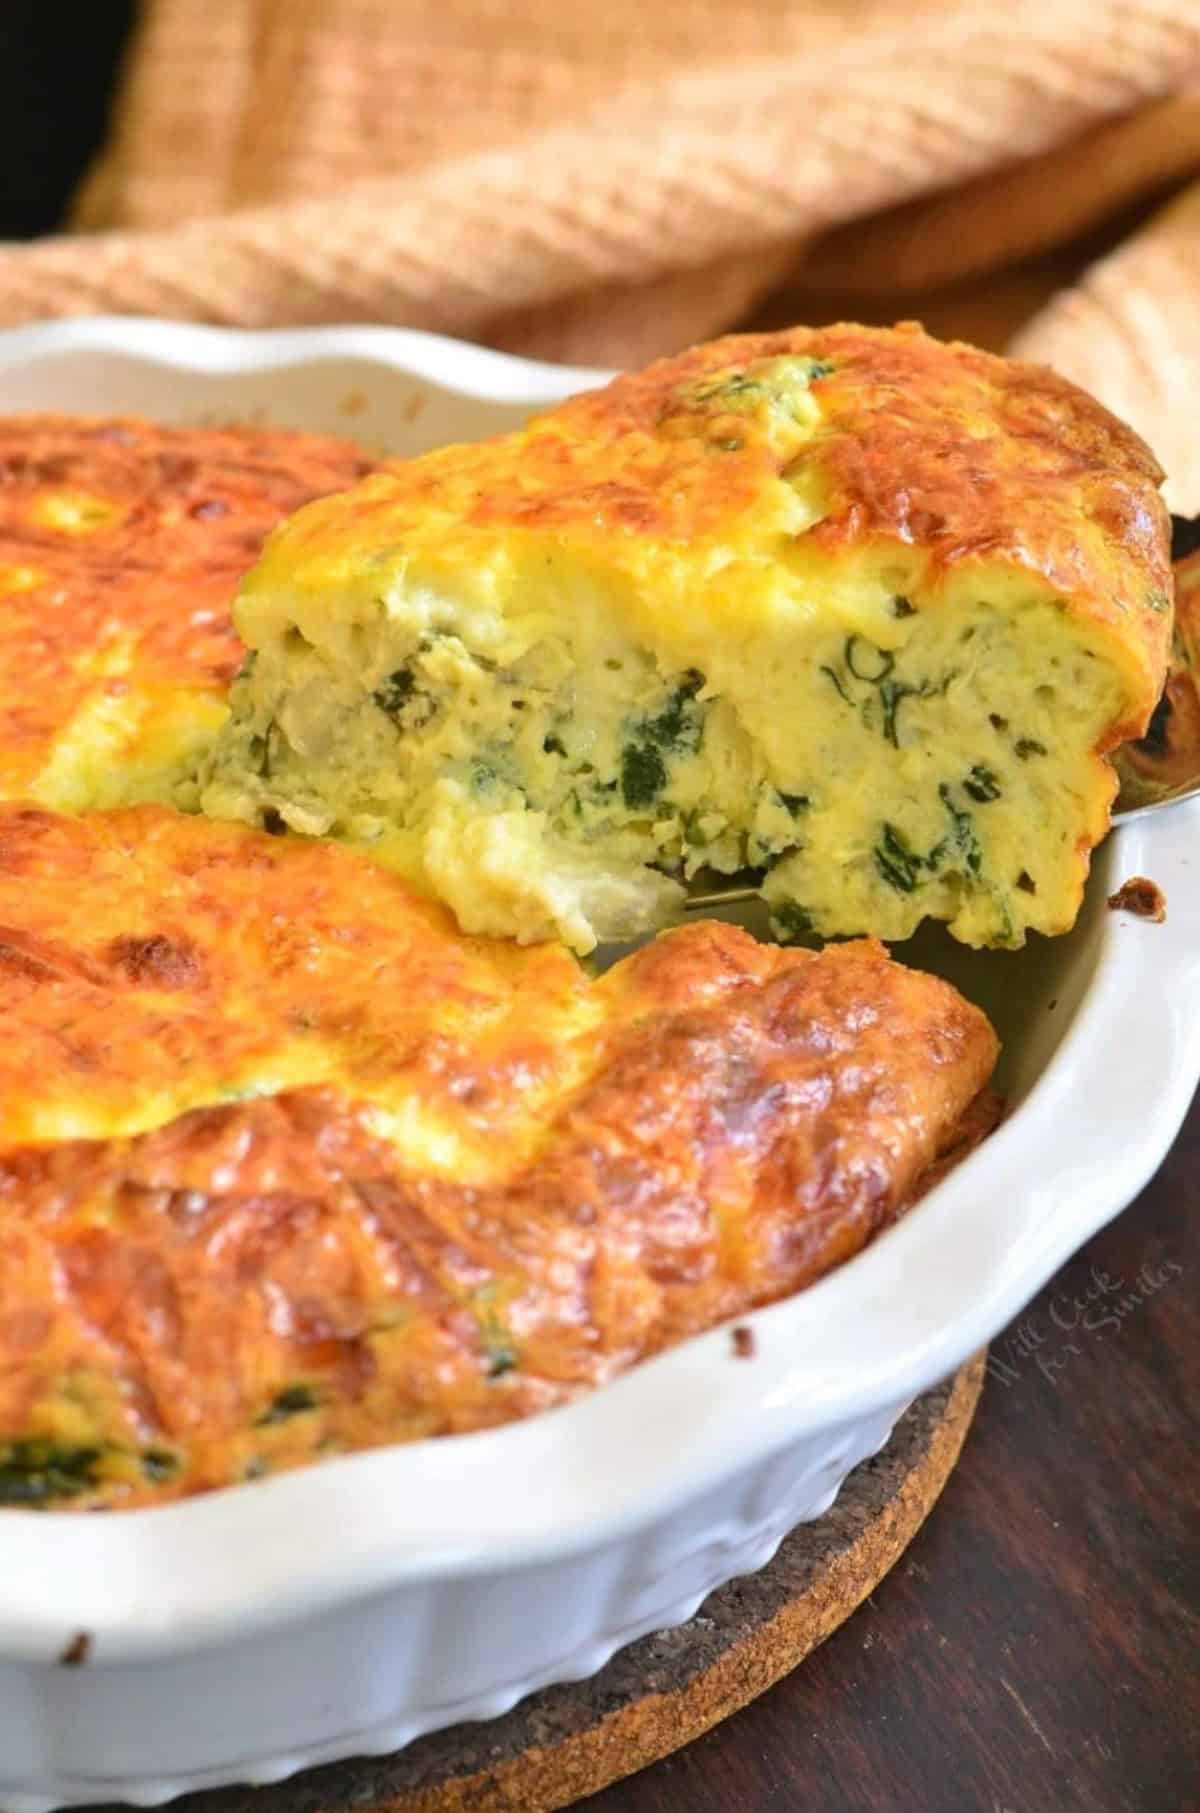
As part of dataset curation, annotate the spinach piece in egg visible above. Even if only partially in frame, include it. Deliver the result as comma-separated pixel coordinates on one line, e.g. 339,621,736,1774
771,901,821,944
938,784,983,876
373,667,418,716
963,764,1002,803
844,637,894,684
0,1439,103,1506
824,639,952,747
373,663,439,730
874,787,984,895
141,1448,180,1483
621,746,668,810
470,1288,519,1379
873,824,926,894
820,664,853,706
247,720,280,778
686,356,834,421
255,1383,320,1427
877,676,951,748
620,670,706,810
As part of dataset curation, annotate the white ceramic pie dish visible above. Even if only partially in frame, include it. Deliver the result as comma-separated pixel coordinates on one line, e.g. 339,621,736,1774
0,317,1196,1812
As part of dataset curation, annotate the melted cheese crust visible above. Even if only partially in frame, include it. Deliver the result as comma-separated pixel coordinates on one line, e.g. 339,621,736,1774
0,415,374,808
0,805,996,1507
201,323,1171,953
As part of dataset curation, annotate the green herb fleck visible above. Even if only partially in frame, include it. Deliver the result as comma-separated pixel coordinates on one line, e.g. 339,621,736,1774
1014,738,1047,760
878,680,921,747
469,1283,520,1379
470,758,507,795
256,1383,320,1427
771,902,821,944
477,1316,518,1378
938,784,982,876
845,637,895,684
963,764,1002,803
372,667,417,715
686,356,833,418
879,673,954,748
543,732,567,756
247,721,278,777
693,371,763,405
776,790,810,817
141,1448,180,1483
820,664,852,706
619,671,706,809
621,743,668,809
891,596,915,619
0,1440,102,1506
873,785,986,898
873,824,924,893
649,671,705,747
373,663,439,730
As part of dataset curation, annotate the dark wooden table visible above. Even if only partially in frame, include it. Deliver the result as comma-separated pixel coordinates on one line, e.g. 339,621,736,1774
582,1093,1199,1813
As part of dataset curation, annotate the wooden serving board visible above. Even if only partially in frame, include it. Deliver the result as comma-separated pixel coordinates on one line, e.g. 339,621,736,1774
120,1355,985,1813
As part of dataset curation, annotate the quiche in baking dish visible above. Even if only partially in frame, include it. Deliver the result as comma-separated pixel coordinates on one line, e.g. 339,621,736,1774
200,322,1171,954
0,318,1176,1508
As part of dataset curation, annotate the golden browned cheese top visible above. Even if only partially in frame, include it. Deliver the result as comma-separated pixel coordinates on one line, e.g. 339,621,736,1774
0,805,997,1507
0,415,374,795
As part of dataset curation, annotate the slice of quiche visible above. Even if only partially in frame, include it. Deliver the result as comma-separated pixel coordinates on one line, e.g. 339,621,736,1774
200,323,1171,954
0,804,997,1508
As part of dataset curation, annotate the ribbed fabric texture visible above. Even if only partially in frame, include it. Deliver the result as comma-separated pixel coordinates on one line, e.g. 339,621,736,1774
0,0,1197,494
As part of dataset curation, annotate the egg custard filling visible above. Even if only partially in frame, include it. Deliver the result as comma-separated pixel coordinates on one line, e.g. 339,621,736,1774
200,326,1169,955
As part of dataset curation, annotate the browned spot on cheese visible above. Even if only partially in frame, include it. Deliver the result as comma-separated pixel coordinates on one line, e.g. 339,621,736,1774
107,933,206,989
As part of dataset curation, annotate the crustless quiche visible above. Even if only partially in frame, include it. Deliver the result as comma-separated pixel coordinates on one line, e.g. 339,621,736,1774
0,321,1174,1506
199,323,1172,954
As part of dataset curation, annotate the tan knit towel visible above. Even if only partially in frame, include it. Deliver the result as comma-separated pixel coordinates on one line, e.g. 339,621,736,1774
2,0,1200,500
